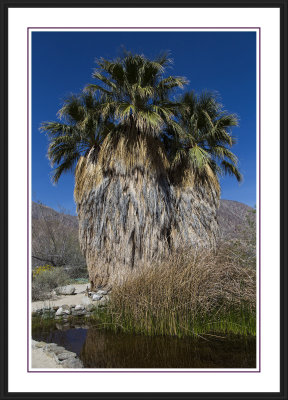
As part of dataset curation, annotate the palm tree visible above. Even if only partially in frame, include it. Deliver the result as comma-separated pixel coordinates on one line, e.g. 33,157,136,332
168,91,241,249
41,92,112,183
42,52,187,288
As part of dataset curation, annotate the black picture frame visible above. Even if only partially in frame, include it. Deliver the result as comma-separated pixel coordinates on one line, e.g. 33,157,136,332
0,0,287,398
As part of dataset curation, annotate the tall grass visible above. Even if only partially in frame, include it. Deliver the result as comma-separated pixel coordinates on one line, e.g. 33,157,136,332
97,241,256,337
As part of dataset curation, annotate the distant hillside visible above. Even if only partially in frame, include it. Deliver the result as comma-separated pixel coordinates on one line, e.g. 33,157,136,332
32,199,255,240
217,200,255,239
32,202,78,228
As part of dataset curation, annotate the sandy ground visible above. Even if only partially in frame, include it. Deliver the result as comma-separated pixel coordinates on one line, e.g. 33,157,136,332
32,347,63,369
31,283,92,311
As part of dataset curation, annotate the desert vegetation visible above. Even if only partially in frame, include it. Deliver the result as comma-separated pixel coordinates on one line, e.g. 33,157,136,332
32,202,88,300
41,51,242,289
32,202,86,270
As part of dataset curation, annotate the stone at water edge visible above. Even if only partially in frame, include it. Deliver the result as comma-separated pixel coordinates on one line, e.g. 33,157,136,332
57,352,77,361
75,304,85,311
72,310,87,316
92,294,103,301
55,286,76,295
55,304,71,316
43,343,65,354
32,340,47,349
61,358,83,368
85,304,96,312
99,296,109,306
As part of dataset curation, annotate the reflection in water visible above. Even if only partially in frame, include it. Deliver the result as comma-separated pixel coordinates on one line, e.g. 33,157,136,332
32,322,256,369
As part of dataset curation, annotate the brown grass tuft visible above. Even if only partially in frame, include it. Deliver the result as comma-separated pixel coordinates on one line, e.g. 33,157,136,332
105,241,256,336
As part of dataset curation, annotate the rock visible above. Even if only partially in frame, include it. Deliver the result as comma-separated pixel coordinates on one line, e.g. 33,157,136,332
43,343,58,352
96,290,108,295
99,296,109,306
55,285,76,295
92,294,103,301
55,304,71,316
45,351,57,360
57,352,77,361
75,305,85,311
53,347,67,355
86,304,96,312
32,341,46,348
53,306,59,311
61,358,83,368
72,310,86,316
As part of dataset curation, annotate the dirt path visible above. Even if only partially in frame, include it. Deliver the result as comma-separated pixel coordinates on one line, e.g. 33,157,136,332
31,283,92,311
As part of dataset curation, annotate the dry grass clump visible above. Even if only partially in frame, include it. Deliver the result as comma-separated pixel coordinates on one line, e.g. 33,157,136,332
104,242,256,337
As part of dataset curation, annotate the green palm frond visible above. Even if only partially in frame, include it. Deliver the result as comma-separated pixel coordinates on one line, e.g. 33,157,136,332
40,122,76,137
84,84,112,96
210,146,239,165
41,93,111,183
221,160,243,182
188,145,211,171
170,90,241,184
51,151,81,184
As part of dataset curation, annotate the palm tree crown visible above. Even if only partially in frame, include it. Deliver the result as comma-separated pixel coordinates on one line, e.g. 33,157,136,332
85,52,187,138
41,53,241,188
42,52,188,184
168,91,242,186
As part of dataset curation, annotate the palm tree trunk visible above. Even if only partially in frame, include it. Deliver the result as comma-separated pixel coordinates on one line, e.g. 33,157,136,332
171,180,220,250
74,136,173,289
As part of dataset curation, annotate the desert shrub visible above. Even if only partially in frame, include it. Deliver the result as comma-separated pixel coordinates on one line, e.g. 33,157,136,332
101,240,256,337
32,202,86,270
32,266,69,301
32,264,54,279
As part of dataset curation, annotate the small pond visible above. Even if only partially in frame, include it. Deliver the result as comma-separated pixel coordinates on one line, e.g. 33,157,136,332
32,321,256,369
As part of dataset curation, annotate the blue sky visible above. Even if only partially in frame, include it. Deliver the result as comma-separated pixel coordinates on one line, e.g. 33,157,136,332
32,31,256,214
